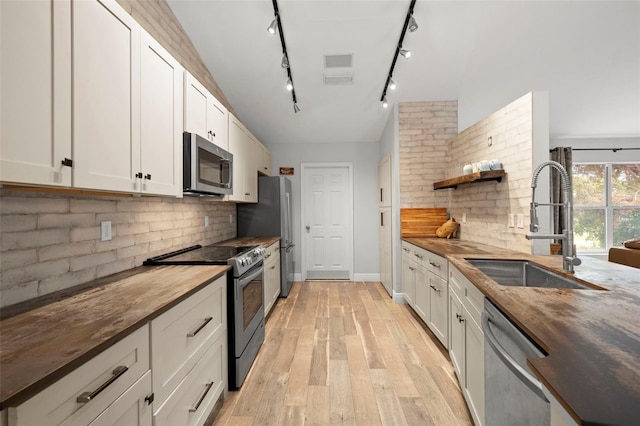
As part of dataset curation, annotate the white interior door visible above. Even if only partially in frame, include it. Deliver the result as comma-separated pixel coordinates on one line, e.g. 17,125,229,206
301,163,353,280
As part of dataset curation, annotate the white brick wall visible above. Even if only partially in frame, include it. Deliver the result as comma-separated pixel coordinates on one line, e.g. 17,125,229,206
446,93,534,253
0,190,236,307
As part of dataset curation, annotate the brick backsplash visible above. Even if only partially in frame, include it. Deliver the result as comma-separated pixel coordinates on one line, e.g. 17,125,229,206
398,94,537,254
0,190,236,307
398,101,458,208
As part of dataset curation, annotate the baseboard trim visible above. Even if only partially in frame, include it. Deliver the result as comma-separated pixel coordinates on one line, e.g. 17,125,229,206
353,273,380,281
393,292,408,304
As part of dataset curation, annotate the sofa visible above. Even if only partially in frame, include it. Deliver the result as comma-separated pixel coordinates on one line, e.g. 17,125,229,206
608,244,640,269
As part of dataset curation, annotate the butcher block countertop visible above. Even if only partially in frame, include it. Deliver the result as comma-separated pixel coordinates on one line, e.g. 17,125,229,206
216,236,281,248
404,237,640,425
0,264,229,409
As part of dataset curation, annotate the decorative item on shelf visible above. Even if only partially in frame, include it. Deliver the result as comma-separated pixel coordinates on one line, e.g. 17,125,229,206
479,160,491,171
490,159,503,170
436,217,459,239
279,167,294,175
463,163,473,174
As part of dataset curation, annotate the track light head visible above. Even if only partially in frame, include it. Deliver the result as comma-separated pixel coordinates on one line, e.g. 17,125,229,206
400,49,412,59
408,15,418,32
382,96,389,109
281,54,289,68
388,78,397,91
293,103,300,113
286,78,293,91
267,18,277,35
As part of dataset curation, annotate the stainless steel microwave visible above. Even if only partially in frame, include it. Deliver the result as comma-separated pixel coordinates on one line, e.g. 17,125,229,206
183,132,233,196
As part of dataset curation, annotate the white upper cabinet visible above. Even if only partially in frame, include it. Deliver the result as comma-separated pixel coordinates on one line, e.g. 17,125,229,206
378,154,392,207
184,73,228,150
226,114,258,203
139,30,183,197
0,0,72,187
72,0,141,193
255,141,272,176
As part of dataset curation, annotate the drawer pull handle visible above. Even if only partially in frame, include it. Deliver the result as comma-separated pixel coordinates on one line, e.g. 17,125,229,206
271,265,276,270
409,266,415,271
429,261,441,268
414,253,423,259
403,248,410,252
187,317,213,337
76,365,128,403
189,381,214,412
430,285,441,293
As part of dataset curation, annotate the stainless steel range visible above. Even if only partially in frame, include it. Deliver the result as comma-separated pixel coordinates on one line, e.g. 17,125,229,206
144,244,265,389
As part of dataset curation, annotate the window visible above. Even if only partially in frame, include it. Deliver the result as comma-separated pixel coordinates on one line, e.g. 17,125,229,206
573,163,640,253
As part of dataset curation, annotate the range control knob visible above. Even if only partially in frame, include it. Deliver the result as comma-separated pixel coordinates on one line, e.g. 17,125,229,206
240,259,246,266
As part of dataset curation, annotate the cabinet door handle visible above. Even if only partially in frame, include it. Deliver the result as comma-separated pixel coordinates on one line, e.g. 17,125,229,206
245,193,250,196
189,381,214,412
380,188,383,202
403,248,410,253
76,365,128,403
380,212,384,227
271,265,276,270
429,261,441,268
264,166,268,170
430,285,441,293
144,173,151,180
187,317,213,337
135,172,143,179
409,266,415,271
414,253,423,259
61,158,73,167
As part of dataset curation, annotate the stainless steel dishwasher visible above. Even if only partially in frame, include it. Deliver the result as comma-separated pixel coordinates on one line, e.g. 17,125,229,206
482,299,550,425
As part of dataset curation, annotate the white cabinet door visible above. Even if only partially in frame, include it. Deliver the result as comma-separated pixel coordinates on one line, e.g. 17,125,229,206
0,0,72,186
379,208,392,296
428,273,448,348
244,134,259,202
139,30,183,196
378,154,391,207
88,372,152,426
184,73,228,150
401,248,416,306
264,244,281,316
226,114,257,203
449,287,464,381
464,311,485,426
413,263,428,321
262,145,272,176
72,0,140,192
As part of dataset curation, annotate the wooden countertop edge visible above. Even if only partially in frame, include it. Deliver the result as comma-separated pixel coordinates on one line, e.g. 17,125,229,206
0,265,230,409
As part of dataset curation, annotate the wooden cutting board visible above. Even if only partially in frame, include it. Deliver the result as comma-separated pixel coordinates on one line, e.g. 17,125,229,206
401,208,448,237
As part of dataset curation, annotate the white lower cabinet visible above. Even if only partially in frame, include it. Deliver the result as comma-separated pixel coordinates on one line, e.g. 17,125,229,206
88,372,152,426
8,325,151,426
153,335,225,426
150,276,226,407
449,265,485,426
401,245,416,306
264,242,281,316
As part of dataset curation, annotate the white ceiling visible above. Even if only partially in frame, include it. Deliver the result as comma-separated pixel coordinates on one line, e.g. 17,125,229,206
168,0,640,145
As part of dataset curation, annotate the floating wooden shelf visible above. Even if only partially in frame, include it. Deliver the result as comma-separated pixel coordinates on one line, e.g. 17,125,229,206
433,169,506,190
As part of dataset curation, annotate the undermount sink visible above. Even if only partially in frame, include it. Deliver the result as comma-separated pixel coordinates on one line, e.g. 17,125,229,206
467,259,600,290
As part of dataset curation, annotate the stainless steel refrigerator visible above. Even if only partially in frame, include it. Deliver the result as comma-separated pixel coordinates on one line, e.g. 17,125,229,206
237,176,294,297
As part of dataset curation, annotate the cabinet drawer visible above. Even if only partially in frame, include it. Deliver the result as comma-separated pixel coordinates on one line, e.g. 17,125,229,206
151,276,226,406
464,281,484,325
153,335,225,426
88,371,152,426
9,325,149,426
425,252,448,279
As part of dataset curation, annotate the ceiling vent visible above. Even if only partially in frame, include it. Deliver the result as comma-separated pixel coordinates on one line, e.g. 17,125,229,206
324,54,353,69
323,73,354,86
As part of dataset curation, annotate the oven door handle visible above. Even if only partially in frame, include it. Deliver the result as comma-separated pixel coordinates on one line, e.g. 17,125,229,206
237,263,264,292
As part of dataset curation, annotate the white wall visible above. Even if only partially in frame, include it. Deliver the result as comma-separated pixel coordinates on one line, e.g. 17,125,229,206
267,142,379,280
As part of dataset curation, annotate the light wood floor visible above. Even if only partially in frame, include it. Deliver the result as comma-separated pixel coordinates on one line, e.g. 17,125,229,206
213,281,473,425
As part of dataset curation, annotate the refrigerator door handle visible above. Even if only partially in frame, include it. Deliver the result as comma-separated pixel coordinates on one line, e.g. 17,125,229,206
285,192,292,245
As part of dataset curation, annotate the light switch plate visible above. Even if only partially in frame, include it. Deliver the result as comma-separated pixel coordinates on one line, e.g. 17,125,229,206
508,213,515,228
517,214,524,228
204,216,210,227
101,221,112,241
462,212,467,223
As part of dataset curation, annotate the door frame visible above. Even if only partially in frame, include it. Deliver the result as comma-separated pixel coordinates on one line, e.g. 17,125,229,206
300,162,354,281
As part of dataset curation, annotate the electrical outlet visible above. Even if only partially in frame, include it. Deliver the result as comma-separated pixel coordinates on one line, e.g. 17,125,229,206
101,221,112,241
508,213,515,228
462,212,467,223
204,216,209,227
517,214,524,228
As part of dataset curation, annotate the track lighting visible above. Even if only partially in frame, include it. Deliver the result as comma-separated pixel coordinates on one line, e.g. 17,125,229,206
267,19,277,35
379,0,417,106
269,0,299,113
408,15,418,32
